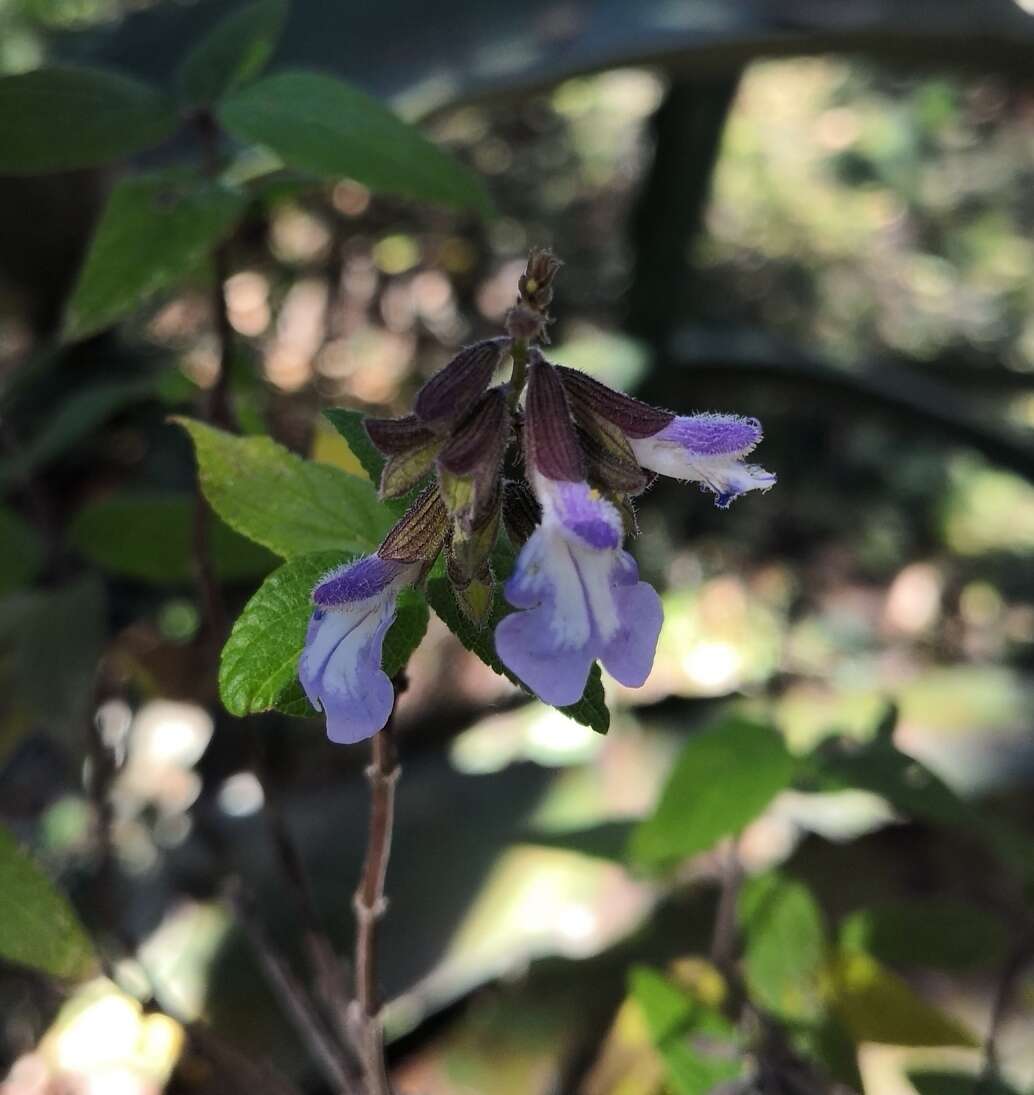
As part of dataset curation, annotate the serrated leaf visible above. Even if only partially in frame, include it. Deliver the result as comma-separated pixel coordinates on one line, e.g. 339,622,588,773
65,171,247,340
218,71,492,215
323,407,386,485
839,899,1007,972
0,508,43,595
629,966,741,1095
70,492,277,584
740,873,828,1022
175,418,391,558
827,950,977,1048
630,716,795,869
176,0,287,107
0,823,95,979
219,551,427,717
424,574,609,733
0,66,176,174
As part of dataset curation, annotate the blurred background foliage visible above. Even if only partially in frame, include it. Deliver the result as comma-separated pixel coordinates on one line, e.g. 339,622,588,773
1,1,1034,1093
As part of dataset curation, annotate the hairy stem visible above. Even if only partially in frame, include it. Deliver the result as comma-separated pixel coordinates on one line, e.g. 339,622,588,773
352,686,403,1095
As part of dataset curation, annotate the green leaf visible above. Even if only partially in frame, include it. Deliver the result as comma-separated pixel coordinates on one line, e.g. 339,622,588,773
70,492,277,584
424,574,610,733
0,822,95,979
65,171,247,340
175,418,391,558
740,873,828,1022
0,578,105,740
219,550,427,717
839,899,1007,972
629,966,741,1095
521,820,635,864
0,508,43,595
0,380,158,489
630,716,795,869
176,0,287,107
218,71,492,215
827,949,977,1048
323,407,386,486
0,66,176,174
908,1071,1022,1095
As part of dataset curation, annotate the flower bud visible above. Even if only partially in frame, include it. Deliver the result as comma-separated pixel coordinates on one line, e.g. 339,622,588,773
556,365,673,439
448,495,500,588
518,248,562,313
524,353,584,482
437,387,510,532
378,483,448,563
501,479,541,546
448,557,495,626
413,338,508,432
365,413,436,455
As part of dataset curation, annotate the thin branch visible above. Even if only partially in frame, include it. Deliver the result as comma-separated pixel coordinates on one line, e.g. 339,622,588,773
977,940,1033,1094
231,885,360,1095
351,679,405,1095
709,835,743,976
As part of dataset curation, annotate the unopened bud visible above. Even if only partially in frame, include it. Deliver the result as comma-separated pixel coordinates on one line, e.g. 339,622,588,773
518,248,563,313
414,338,508,432
524,353,584,483
437,387,510,530
365,413,437,456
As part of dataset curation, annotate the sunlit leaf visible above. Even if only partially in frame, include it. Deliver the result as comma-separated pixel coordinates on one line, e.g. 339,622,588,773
323,407,385,485
175,418,391,558
0,66,176,174
629,966,741,1095
65,171,247,340
0,823,95,979
908,1070,1022,1095
176,0,287,107
827,950,977,1048
218,71,493,215
740,873,827,1022
630,716,795,869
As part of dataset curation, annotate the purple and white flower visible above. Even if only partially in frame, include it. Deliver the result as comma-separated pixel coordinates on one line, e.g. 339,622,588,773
494,358,663,705
629,413,776,509
299,555,420,744
556,366,776,508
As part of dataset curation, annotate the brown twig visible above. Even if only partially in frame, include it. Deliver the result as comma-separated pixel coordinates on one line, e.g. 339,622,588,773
351,679,405,1095
709,835,743,976
231,885,360,1095
977,939,1033,1094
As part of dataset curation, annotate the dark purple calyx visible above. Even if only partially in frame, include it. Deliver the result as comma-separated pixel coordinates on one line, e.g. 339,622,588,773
502,479,541,546
379,484,449,563
556,366,673,439
524,355,585,483
365,413,437,456
414,338,509,432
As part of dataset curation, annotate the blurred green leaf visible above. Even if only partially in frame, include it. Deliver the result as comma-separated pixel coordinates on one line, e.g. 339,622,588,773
0,508,43,595
0,822,95,979
323,407,385,486
218,71,493,215
827,949,977,1048
521,820,634,863
840,899,1007,972
175,418,391,558
176,0,287,107
629,966,741,1095
740,873,827,1022
908,1071,1022,1095
70,492,277,584
65,171,247,340
424,575,609,733
219,549,427,717
0,66,176,174
0,577,105,740
0,380,157,490
630,717,794,869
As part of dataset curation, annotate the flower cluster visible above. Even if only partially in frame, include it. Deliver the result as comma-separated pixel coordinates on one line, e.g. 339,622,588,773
299,251,775,743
